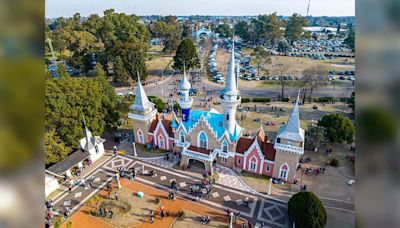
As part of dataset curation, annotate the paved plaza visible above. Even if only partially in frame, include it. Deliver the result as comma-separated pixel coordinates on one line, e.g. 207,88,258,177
51,155,289,227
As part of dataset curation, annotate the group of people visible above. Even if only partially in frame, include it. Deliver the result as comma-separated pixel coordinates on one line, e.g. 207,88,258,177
304,166,326,175
98,207,114,218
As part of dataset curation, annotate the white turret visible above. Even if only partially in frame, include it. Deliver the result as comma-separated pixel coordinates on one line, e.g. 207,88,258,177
130,76,155,114
274,90,305,154
220,39,241,135
178,64,193,122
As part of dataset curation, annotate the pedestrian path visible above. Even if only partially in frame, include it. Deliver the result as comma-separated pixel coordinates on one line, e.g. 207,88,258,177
214,164,254,193
47,154,114,201
137,155,180,169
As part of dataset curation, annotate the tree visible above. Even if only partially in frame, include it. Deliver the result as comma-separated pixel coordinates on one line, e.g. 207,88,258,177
45,76,120,149
112,41,148,82
302,31,312,39
288,192,327,228
94,63,106,78
273,58,292,100
251,46,272,76
45,130,70,166
173,39,200,71
318,114,355,143
305,125,326,151
113,56,129,85
301,65,329,102
277,40,292,53
215,23,233,38
285,13,308,45
56,62,70,77
256,13,285,46
234,21,251,42
344,27,355,51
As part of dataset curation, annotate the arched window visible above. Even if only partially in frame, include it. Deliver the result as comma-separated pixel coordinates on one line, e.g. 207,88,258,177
222,140,228,153
279,163,289,180
180,131,185,143
249,157,257,172
158,135,165,149
137,130,144,144
198,132,207,149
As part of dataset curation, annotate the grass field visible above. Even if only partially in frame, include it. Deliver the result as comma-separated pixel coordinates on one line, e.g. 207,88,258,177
146,54,174,81
251,55,355,77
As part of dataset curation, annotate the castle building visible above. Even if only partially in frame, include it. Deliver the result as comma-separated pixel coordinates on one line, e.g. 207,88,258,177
129,41,304,183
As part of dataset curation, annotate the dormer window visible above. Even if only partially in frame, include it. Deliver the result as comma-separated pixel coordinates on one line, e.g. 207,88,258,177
277,138,281,143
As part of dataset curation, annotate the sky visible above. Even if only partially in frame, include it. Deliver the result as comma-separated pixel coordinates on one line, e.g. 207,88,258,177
45,0,355,18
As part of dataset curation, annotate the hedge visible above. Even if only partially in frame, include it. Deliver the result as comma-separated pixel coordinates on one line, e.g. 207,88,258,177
282,97,290,102
241,98,251,103
253,98,271,103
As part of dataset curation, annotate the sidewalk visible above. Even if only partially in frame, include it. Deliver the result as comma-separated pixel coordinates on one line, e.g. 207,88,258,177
47,153,113,201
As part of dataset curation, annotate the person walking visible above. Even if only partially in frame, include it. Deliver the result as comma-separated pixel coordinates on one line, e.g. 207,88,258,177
150,210,154,224
108,210,113,219
115,192,119,201
161,208,165,220
113,146,117,156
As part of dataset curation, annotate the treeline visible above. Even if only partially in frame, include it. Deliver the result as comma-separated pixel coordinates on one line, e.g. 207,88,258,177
233,13,308,46
46,9,150,83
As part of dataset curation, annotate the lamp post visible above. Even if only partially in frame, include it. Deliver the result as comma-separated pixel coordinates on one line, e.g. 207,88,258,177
133,142,137,157
116,172,122,189
268,179,272,195
229,212,234,228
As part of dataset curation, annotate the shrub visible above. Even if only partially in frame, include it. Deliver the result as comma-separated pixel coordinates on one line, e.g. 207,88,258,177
253,98,271,103
148,96,166,112
241,98,251,103
316,97,335,103
282,97,290,102
330,158,339,167
288,192,327,228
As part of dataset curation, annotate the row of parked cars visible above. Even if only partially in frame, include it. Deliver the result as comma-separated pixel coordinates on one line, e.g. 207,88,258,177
293,38,351,53
208,40,225,83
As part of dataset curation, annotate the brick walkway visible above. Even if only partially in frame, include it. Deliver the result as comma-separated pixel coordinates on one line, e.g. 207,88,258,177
214,164,254,193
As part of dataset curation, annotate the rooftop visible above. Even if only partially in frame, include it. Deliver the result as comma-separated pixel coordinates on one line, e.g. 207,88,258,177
182,109,242,141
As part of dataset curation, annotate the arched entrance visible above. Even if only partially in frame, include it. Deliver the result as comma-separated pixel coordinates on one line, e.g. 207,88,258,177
187,158,208,175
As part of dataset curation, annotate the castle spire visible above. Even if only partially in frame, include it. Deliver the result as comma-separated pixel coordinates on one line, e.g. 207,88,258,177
130,72,154,113
223,39,238,96
277,90,303,142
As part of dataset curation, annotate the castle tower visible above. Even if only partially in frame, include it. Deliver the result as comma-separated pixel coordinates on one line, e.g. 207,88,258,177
273,91,305,182
128,76,157,144
177,65,193,122
220,40,241,135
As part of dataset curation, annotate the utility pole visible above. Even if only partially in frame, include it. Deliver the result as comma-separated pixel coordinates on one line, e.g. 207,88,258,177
306,0,311,17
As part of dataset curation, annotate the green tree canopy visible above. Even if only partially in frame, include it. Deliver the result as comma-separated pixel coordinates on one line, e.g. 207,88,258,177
305,125,326,151
277,40,292,53
317,113,355,143
113,56,129,85
344,27,355,51
173,38,200,71
45,76,120,151
285,13,308,45
45,129,70,166
256,13,285,45
288,191,327,228
215,23,233,38
112,41,148,81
